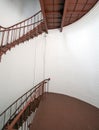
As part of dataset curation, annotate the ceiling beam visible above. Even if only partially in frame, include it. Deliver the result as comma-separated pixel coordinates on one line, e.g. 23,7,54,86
48,22,61,24
39,0,48,33
60,0,69,32
46,16,62,19
45,3,64,6
45,12,62,16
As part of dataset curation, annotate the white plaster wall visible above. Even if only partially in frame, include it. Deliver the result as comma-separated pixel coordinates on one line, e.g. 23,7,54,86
45,2,99,108
0,0,43,113
0,35,46,113
0,1,99,114
0,0,40,27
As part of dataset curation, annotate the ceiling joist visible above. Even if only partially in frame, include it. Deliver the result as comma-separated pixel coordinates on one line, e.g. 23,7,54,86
45,12,62,16
60,0,69,32
39,0,98,31
39,0,48,34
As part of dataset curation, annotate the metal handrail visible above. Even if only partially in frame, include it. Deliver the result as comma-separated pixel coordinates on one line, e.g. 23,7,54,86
0,78,50,130
0,20,43,32
0,10,45,61
0,11,41,30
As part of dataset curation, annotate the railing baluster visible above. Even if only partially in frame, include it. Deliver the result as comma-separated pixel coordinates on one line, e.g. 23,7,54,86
39,12,41,33
26,93,28,103
36,15,38,35
23,21,25,35
1,31,5,47
31,18,33,30
15,26,17,40
42,83,44,94
8,30,11,46
34,16,36,35
19,24,21,39
10,106,12,118
27,20,29,33
0,73,50,129
13,28,15,43
37,13,39,33
0,11,44,61
19,98,22,111
15,101,17,114
13,29,16,42
47,80,49,92
13,26,17,42
33,17,34,30
6,30,9,45
11,29,13,43
3,112,6,127
40,12,43,32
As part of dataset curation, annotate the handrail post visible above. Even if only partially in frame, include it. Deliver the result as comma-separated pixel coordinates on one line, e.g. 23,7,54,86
42,81,45,94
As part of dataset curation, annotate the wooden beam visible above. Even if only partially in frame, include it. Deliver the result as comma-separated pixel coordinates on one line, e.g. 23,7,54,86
48,22,61,24
45,11,62,16
46,15,62,18
45,3,64,6
60,0,69,32
39,0,48,33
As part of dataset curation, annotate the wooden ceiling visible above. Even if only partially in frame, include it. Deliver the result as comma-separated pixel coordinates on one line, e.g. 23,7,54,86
40,0,98,32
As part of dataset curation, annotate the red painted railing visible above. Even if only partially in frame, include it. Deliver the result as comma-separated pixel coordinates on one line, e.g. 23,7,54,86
0,11,46,60
0,78,50,130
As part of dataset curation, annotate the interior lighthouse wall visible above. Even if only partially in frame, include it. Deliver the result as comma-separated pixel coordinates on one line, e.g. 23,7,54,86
45,2,99,107
0,1,99,113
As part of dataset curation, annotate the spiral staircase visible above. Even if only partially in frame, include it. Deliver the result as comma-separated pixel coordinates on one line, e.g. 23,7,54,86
0,0,99,130
0,79,50,130
0,11,46,61
0,0,98,61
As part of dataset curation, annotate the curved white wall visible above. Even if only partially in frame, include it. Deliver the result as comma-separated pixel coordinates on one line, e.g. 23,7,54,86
0,0,40,27
0,1,99,113
0,0,42,113
0,35,46,113
45,2,99,108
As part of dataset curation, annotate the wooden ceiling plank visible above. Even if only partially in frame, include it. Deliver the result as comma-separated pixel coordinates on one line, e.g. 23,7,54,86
67,10,87,13
45,12,62,15
45,3,64,6
60,0,69,32
39,0,48,33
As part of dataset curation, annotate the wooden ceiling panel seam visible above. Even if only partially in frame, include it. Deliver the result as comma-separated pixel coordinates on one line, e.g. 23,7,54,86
75,0,89,21
81,0,89,11
68,0,79,25
73,0,95,23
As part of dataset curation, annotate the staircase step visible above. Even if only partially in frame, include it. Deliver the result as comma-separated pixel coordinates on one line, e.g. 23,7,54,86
4,96,42,129
0,22,46,60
